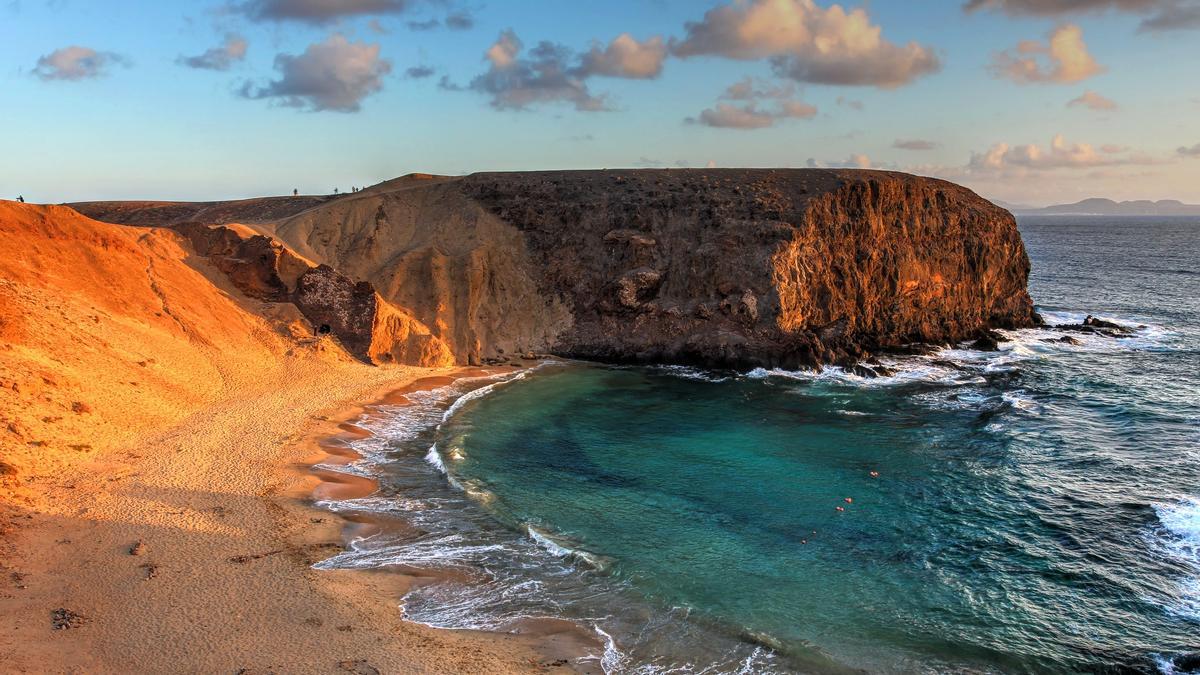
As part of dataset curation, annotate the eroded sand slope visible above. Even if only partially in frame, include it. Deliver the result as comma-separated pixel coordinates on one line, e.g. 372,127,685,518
0,202,553,673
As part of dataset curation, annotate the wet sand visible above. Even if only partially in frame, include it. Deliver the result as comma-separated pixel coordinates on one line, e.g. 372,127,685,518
299,366,605,674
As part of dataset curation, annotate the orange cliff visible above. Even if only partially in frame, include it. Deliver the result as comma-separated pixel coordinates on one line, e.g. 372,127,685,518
0,201,449,505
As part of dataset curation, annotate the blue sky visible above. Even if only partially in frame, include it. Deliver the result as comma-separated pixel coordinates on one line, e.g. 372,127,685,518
2,0,1199,204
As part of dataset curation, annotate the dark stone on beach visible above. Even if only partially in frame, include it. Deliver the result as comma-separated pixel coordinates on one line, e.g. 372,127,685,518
337,660,381,675
1044,335,1082,345
128,540,147,556
50,608,86,630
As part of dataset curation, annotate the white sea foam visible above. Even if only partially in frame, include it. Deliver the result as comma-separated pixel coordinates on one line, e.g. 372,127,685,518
1153,498,1200,620
1001,390,1040,414
649,364,732,383
1157,498,1200,556
425,443,447,473
595,626,629,674
527,524,610,571
744,308,1171,393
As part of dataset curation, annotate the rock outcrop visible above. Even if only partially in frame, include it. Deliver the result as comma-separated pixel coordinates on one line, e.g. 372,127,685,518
73,169,1039,369
173,222,453,367
292,265,453,367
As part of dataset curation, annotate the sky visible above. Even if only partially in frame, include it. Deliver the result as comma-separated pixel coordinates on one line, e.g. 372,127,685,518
2,0,1199,205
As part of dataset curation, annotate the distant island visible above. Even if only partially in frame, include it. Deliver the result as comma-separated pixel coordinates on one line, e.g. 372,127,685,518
996,197,1200,216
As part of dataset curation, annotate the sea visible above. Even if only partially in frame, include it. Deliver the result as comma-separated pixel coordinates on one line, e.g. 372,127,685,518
315,216,1200,674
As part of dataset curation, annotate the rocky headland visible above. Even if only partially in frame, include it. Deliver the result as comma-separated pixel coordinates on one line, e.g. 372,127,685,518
73,169,1040,370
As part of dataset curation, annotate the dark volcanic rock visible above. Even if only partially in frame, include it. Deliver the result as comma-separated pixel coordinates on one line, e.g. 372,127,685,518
1055,315,1135,339
174,223,452,367
293,265,453,367
460,169,1037,368
173,223,310,301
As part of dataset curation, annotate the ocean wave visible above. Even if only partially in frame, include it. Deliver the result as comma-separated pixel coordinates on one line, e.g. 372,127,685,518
744,309,1170,392
439,361,561,427
1152,498,1200,620
425,443,447,474
315,531,518,572
648,364,733,383
526,524,611,571
745,361,983,388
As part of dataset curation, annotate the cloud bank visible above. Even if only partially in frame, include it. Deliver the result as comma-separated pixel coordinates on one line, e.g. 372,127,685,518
968,134,1156,170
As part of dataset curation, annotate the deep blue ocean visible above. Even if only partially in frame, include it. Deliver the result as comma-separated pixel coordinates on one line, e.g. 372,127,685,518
318,217,1200,674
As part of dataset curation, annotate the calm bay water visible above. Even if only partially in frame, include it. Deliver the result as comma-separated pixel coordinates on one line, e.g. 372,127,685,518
319,216,1200,673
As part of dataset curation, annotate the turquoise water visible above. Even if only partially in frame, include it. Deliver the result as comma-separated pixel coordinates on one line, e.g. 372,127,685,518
319,217,1200,673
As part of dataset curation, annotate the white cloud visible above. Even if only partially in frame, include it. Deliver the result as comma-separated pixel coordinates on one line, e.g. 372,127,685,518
893,139,938,150
670,0,940,88
1067,90,1117,110
688,77,817,129
239,34,391,112
33,46,126,81
990,24,1104,84
459,30,668,112
694,103,776,129
238,0,411,24
178,34,248,71
964,0,1200,32
808,154,883,168
579,34,667,79
468,31,607,111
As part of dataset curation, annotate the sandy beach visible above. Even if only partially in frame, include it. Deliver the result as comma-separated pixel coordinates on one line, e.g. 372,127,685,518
0,357,597,673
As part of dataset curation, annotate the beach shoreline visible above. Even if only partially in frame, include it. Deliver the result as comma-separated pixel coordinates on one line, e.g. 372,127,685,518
0,358,590,674
297,365,604,674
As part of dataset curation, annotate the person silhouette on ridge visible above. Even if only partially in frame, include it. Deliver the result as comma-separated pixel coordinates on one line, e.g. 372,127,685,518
17,195,24,203
293,188,298,196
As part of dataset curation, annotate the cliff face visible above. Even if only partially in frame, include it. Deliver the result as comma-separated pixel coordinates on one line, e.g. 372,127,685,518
459,170,1035,367
172,222,454,368
73,169,1037,369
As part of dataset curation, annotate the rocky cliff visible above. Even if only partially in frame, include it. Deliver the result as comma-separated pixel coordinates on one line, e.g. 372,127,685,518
170,221,454,367
73,169,1038,369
